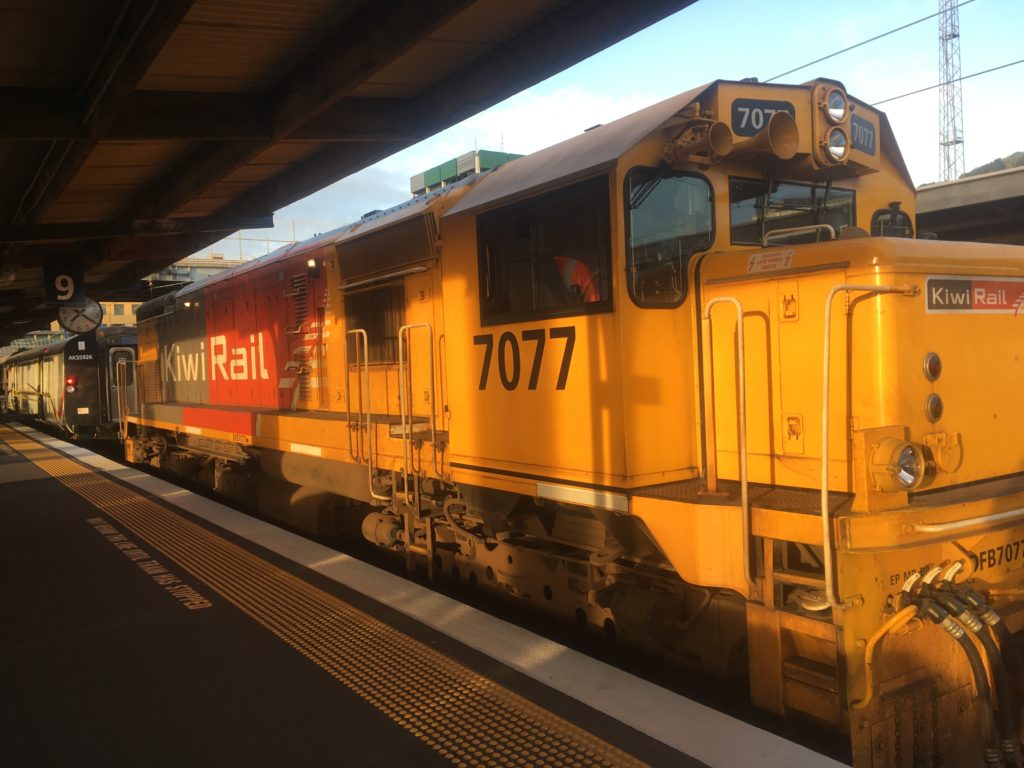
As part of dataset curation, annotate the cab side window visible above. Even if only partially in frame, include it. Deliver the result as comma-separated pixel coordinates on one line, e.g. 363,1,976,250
626,168,712,307
477,175,611,325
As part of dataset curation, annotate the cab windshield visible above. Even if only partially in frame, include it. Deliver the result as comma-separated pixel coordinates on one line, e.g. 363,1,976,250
729,177,855,245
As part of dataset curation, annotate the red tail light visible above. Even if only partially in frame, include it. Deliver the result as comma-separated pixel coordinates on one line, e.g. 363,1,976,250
65,374,77,393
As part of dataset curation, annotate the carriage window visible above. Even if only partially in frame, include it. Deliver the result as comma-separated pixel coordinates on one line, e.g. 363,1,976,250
730,178,855,245
477,175,611,325
626,169,712,307
345,285,404,364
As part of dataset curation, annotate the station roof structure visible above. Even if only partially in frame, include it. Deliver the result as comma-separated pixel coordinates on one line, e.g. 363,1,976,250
916,166,1024,245
0,0,695,343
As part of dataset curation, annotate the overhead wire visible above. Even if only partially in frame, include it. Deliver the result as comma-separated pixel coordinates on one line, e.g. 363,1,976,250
765,0,976,83
872,58,1024,105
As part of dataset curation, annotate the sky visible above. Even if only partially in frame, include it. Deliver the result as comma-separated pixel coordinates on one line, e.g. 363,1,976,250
195,0,1024,258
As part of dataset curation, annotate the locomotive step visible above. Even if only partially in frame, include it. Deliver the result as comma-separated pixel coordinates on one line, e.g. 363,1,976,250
783,657,840,694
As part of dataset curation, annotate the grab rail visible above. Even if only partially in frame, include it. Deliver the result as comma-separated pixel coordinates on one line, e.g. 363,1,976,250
763,224,836,246
702,296,755,595
911,507,1024,535
820,283,916,610
344,329,389,502
398,322,437,505
114,359,139,443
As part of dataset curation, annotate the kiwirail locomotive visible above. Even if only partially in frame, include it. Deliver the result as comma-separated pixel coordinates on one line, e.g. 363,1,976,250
125,78,1024,766
2,327,137,439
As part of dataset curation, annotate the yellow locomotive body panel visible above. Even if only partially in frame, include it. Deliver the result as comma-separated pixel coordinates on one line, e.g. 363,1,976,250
124,77,1024,766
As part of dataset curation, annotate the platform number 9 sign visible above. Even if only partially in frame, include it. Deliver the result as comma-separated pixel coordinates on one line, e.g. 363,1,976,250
43,255,84,306
55,274,75,301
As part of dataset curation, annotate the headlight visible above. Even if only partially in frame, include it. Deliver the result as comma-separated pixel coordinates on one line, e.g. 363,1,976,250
894,444,925,489
871,438,928,492
825,88,848,123
826,127,849,162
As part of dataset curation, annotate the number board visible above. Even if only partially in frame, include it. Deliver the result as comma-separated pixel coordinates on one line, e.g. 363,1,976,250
850,113,876,156
730,99,796,137
43,255,85,306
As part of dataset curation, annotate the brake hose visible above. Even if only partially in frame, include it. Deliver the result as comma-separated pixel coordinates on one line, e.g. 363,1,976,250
927,588,1021,766
916,598,1003,768
851,605,918,710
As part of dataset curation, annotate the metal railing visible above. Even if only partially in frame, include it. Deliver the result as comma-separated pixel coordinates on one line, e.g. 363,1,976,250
398,322,438,505
344,328,390,502
819,283,916,609
702,296,756,595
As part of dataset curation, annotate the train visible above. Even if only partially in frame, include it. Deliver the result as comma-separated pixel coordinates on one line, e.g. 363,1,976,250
2,326,137,439
123,78,1024,766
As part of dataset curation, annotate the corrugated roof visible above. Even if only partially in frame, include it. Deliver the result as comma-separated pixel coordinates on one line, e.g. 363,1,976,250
0,0,699,343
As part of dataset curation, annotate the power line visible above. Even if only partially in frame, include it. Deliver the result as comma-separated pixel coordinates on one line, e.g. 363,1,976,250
765,0,976,83
871,58,1024,106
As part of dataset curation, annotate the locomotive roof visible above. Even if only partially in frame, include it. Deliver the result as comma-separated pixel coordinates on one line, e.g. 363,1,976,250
158,174,480,310
135,78,912,323
445,78,913,216
445,82,709,217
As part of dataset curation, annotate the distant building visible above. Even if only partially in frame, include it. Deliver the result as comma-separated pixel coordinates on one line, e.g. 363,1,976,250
410,149,522,196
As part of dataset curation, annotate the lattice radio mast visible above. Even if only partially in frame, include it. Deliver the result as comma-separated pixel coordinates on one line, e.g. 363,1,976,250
938,0,965,180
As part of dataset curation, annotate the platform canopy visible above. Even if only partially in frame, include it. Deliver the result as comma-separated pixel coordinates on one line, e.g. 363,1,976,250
0,0,695,343
916,166,1024,246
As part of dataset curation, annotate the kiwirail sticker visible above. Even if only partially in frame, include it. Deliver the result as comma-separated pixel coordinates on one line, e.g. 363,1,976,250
925,275,1024,314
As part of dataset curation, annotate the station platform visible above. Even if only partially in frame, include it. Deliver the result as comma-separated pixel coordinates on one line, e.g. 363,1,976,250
0,419,848,768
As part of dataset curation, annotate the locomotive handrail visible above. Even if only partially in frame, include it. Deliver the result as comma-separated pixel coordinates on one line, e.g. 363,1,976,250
702,296,756,595
762,224,835,246
911,506,1024,535
821,283,916,610
344,329,390,502
398,322,438,505
114,359,139,442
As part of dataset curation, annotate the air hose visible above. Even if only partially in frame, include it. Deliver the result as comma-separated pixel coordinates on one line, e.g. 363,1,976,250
916,597,1003,768
962,589,1024,698
851,605,919,711
960,587,1024,757
926,588,1021,767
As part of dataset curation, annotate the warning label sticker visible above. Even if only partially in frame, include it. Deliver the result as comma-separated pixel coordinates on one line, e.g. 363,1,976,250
747,250,794,274
925,275,1024,314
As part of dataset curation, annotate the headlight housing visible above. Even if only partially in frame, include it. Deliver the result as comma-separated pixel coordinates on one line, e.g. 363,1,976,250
871,438,927,492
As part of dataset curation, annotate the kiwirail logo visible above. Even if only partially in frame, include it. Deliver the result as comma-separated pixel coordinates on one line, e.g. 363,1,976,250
161,333,271,382
926,276,1024,315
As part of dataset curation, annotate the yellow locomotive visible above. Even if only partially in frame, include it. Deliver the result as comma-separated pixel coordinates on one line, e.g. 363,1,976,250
126,78,1024,766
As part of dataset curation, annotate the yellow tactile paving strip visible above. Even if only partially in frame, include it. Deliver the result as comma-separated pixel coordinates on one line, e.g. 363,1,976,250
1,425,648,768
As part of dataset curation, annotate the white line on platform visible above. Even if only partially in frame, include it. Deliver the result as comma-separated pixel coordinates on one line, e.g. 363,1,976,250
9,423,847,768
